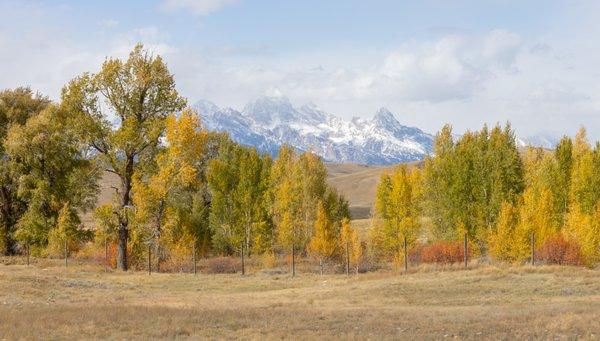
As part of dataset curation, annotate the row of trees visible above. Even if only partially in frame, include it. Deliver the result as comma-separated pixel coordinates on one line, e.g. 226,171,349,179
373,124,600,267
0,44,358,271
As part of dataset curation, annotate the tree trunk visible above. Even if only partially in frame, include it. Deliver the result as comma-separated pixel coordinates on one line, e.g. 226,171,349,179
463,233,468,268
117,225,128,271
291,244,296,277
345,241,350,276
116,156,134,271
0,185,16,255
403,235,408,272
241,241,245,275
319,258,323,275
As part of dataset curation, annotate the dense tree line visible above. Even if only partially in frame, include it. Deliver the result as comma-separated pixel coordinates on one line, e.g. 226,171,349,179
0,45,351,271
4,44,599,271
373,124,600,267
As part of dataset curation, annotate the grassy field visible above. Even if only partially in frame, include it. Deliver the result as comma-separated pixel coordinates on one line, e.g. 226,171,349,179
1,259,599,339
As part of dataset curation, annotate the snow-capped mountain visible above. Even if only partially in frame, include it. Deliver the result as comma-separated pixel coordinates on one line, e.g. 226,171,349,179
517,133,561,149
193,96,434,165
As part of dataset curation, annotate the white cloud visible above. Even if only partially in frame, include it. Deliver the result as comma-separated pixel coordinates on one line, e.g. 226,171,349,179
3,0,600,141
195,31,522,106
161,0,241,15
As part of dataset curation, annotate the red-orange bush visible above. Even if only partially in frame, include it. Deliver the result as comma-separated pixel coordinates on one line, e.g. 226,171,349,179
537,234,582,266
413,241,465,264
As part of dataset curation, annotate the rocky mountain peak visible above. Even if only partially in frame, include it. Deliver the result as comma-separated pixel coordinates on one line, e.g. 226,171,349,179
194,97,435,165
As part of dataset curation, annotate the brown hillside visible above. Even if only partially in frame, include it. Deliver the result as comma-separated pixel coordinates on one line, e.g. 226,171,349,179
326,161,422,219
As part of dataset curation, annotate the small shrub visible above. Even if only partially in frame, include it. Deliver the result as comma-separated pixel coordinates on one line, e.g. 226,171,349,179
408,244,423,264
205,256,239,274
419,240,464,264
538,234,582,266
261,251,278,269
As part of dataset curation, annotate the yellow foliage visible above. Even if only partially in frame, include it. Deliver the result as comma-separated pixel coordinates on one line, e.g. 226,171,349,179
308,202,337,261
488,201,528,262
340,218,362,271
563,203,600,267
518,187,557,247
372,165,421,256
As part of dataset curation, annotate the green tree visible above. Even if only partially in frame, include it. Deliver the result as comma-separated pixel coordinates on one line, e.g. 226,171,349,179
422,124,457,239
294,152,328,251
554,136,573,214
6,104,98,254
235,149,272,254
47,202,83,257
207,141,242,254
61,44,186,270
422,123,524,252
0,88,50,254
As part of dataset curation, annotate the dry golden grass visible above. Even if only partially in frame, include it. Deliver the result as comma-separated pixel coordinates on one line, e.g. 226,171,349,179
1,258,599,340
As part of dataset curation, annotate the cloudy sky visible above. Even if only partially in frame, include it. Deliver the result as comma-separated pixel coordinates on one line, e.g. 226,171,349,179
2,0,600,139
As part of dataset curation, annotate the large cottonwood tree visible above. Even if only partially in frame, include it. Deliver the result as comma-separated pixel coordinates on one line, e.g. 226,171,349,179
61,44,186,270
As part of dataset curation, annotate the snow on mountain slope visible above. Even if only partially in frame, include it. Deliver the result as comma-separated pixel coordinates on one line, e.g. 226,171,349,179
194,96,435,165
517,133,560,149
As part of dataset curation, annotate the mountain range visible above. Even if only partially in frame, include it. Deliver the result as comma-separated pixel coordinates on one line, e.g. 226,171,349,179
193,96,434,165
193,96,560,165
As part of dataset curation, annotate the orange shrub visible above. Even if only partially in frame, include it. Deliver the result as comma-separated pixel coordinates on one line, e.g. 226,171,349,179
537,234,582,266
411,241,465,264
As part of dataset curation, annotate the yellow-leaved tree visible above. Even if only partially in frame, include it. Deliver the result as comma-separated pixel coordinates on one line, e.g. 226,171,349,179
488,201,528,262
132,109,207,267
563,203,600,267
308,201,338,274
340,218,362,274
371,165,421,264
517,187,557,249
